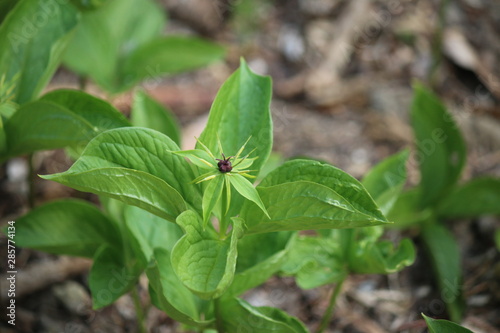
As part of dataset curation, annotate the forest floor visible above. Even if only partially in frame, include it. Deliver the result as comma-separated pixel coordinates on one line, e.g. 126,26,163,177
1,0,500,332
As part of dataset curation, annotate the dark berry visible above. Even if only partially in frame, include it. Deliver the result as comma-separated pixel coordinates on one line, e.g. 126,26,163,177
216,155,233,173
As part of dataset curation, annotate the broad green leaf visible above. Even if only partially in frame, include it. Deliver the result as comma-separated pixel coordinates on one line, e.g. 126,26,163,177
62,0,164,92
257,152,284,182
0,0,79,104
198,59,272,178
348,227,416,274
260,159,386,222
131,90,181,146
422,314,474,333
362,149,409,215
2,101,96,159
15,199,120,258
147,248,212,327
386,188,433,228
42,168,186,222
89,245,143,309
41,127,201,213
228,173,270,218
421,223,464,322
281,235,346,289
438,177,500,218
41,89,131,130
124,205,183,264
227,231,293,297
219,298,308,333
202,175,225,225
171,211,244,299
242,181,389,235
122,36,225,90
411,83,466,208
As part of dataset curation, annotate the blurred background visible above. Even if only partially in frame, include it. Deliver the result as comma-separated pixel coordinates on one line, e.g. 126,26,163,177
1,0,500,332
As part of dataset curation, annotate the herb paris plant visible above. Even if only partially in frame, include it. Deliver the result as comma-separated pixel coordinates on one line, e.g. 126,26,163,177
16,60,392,332
387,83,500,323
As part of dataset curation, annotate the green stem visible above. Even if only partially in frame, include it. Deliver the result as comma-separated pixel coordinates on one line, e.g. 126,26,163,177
219,184,229,237
316,277,346,333
131,286,147,333
78,75,87,91
214,297,225,333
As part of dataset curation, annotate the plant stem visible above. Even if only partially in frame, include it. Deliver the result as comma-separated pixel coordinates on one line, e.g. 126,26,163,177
131,286,147,333
78,75,87,91
316,277,346,333
214,297,225,333
219,184,229,237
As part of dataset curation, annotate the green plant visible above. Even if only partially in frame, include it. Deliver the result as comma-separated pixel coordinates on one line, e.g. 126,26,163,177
279,150,416,333
15,60,393,332
387,83,500,322
62,0,224,94
422,313,474,333
0,0,223,165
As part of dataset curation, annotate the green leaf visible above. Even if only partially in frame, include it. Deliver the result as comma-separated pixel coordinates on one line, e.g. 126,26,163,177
2,100,96,159
242,181,389,235
421,223,464,322
260,159,386,223
41,127,201,214
202,175,225,225
422,314,474,333
0,0,79,104
281,235,346,289
171,210,244,299
411,83,466,208
227,231,293,297
438,177,500,218
0,100,17,120
228,173,270,218
348,227,416,274
219,298,309,333
15,199,120,258
198,59,272,178
131,90,181,146
386,188,433,228
41,89,131,131
495,229,500,251
62,0,164,92
42,168,186,222
362,149,409,215
146,248,213,327
122,36,225,90
89,245,142,309
124,205,183,264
